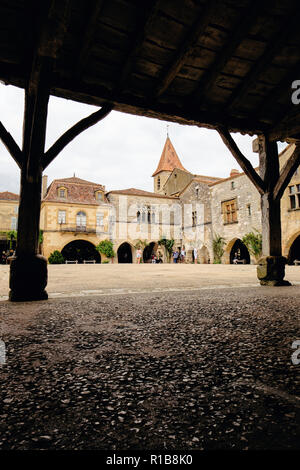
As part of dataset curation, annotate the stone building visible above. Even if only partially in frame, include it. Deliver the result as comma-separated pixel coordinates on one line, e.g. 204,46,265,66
0,137,299,264
0,191,19,255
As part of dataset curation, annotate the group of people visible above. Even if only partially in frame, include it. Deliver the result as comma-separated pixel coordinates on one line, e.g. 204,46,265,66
1,250,15,264
172,247,198,264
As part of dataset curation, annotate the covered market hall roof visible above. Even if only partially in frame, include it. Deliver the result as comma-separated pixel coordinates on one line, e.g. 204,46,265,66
1,0,300,141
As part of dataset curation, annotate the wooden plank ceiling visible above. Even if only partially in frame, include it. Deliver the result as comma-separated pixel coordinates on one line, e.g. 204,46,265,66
1,0,300,141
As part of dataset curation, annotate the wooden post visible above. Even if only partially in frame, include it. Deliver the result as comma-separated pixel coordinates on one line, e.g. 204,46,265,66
9,58,51,301
218,127,300,286
254,135,290,285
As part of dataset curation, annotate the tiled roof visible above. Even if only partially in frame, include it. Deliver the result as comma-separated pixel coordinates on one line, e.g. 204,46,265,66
43,177,106,205
107,188,178,199
0,191,19,201
152,137,188,176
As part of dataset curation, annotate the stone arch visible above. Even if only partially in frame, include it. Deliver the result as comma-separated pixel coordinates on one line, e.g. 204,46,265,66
61,239,101,263
287,232,300,264
117,242,133,263
143,241,158,263
228,238,250,264
199,245,210,264
224,238,239,264
284,230,300,259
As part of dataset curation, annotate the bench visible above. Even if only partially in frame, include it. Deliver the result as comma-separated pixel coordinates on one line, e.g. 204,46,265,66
294,260,300,266
65,260,78,264
83,260,96,264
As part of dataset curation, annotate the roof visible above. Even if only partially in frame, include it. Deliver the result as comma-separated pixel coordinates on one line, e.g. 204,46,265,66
107,188,178,199
2,1,300,141
0,191,19,201
152,137,188,176
43,177,106,205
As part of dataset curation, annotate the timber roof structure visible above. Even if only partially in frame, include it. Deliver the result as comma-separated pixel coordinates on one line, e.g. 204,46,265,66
1,0,300,142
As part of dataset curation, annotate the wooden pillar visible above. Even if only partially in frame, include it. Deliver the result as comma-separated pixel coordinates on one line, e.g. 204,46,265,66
9,58,51,301
255,135,290,285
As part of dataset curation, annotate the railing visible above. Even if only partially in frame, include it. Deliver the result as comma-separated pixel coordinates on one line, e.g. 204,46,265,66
59,223,97,233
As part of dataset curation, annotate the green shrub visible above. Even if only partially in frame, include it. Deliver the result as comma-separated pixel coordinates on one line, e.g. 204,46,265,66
158,237,174,262
96,240,115,259
48,250,65,264
242,229,262,262
102,260,110,264
213,234,226,263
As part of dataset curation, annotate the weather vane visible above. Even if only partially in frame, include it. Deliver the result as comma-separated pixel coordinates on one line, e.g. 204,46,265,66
166,124,169,137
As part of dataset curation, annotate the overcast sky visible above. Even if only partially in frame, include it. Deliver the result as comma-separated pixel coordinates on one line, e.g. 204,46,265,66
0,83,286,195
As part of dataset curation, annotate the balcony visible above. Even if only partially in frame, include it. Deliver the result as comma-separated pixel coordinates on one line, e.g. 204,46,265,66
59,223,96,234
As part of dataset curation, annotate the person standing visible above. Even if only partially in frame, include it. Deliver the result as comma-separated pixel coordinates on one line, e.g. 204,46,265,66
180,247,185,263
193,247,198,264
173,250,179,263
136,248,142,264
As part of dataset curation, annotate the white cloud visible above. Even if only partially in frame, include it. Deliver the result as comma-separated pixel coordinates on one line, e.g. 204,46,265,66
0,83,286,195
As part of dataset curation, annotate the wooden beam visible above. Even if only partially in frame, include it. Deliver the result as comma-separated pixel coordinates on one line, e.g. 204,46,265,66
273,143,300,200
217,126,266,194
115,0,160,93
75,0,105,77
43,104,113,169
226,3,300,111
155,0,218,97
0,121,23,168
192,0,260,103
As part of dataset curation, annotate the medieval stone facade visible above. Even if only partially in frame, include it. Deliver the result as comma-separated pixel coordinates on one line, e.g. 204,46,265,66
0,137,299,264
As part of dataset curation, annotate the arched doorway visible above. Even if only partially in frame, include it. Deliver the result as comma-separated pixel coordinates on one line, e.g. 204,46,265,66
117,242,132,263
288,235,300,264
61,240,101,263
199,246,210,264
143,242,156,263
230,239,250,264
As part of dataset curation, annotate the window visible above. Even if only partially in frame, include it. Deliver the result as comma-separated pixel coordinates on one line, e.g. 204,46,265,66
231,181,235,190
11,216,17,230
58,187,66,198
247,204,251,216
222,199,238,224
96,213,104,227
195,188,199,198
96,191,103,202
76,211,86,227
289,185,300,209
192,211,197,227
58,210,66,224
137,211,141,223
157,177,160,191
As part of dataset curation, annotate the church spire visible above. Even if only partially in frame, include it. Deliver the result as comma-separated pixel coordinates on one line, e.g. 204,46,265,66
152,136,187,177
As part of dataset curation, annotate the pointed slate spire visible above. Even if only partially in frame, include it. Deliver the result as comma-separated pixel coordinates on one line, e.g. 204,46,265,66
152,136,187,176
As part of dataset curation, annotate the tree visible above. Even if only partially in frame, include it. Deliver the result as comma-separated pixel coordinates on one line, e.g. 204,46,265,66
213,234,226,264
48,250,65,264
158,237,174,262
7,230,17,250
96,240,115,260
242,229,262,263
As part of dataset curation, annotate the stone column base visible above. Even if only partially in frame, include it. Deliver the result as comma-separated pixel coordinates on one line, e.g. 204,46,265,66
9,255,48,301
257,256,291,286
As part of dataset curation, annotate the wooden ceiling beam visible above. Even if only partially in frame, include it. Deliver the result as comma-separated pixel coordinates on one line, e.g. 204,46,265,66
75,0,105,78
155,0,218,98
115,0,160,93
226,2,300,112
191,0,260,104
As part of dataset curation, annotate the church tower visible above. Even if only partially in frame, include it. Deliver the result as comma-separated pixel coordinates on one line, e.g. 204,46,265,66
152,136,187,194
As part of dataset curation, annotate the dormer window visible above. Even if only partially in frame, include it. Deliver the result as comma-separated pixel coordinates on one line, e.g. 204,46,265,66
58,187,67,198
96,191,104,202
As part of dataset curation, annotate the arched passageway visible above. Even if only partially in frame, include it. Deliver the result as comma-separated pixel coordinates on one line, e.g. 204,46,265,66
117,242,132,263
143,242,156,263
199,246,210,264
230,239,250,264
288,235,300,265
61,240,101,263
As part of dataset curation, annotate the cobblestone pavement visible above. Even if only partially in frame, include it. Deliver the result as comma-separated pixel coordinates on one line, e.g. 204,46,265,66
0,264,300,299
0,286,299,450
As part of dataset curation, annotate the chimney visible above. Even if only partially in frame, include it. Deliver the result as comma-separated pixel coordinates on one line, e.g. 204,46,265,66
230,169,239,177
42,175,48,199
